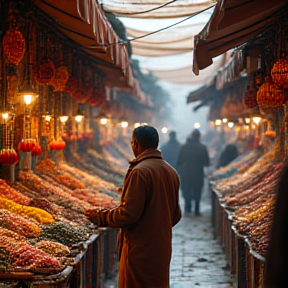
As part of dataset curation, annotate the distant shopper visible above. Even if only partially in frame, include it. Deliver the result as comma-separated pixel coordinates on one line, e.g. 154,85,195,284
160,130,181,171
264,161,288,288
177,129,210,215
85,125,181,288
216,144,239,168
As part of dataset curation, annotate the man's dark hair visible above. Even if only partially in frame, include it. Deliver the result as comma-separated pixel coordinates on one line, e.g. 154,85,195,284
133,125,159,149
169,131,176,139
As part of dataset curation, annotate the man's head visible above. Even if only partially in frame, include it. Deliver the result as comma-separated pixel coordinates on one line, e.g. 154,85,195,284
191,129,201,141
169,131,176,140
131,125,159,157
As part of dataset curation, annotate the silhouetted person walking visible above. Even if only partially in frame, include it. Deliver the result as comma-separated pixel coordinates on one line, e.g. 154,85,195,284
217,144,239,168
160,131,181,171
177,129,210,215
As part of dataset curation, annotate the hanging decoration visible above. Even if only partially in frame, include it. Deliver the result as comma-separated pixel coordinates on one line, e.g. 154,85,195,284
33,33,55,84
49,44,69,91
31,143,42,156
271,52,288,88
34,59,56,84
0,112,18,166
64,77,78,96
3,27,26,67
243,85,258,109
18,139,36,153
49,140,66,150
50,65,69,92
257,76,287,108
0,149,19,165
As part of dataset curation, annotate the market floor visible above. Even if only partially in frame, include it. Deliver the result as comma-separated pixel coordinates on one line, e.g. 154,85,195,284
169,186,233,288
104,184,233,288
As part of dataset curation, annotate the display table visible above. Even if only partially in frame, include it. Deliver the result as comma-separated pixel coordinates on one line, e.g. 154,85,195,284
211,187,266,288
0,230,118,288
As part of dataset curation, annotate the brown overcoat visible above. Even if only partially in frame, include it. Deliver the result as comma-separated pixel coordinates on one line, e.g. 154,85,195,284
98,148,181,288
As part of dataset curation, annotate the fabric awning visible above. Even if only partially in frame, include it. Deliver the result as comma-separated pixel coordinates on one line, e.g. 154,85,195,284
142,54,225,85
100,0,215,19
32,0,135,90
193,0,288,75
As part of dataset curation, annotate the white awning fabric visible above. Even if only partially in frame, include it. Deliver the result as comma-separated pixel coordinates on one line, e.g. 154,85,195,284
100,0,215,19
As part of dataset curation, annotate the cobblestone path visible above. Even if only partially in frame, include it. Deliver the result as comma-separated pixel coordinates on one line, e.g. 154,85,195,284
170,188,233,288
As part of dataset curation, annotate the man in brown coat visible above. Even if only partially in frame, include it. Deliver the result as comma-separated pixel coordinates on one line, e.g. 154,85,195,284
85,125,182,288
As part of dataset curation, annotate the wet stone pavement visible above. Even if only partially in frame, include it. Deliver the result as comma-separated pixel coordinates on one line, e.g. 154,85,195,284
169,190,233,288
104,187,234,288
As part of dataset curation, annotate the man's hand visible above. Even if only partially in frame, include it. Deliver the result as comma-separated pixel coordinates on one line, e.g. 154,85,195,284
85,208,109,226
85,209,101,226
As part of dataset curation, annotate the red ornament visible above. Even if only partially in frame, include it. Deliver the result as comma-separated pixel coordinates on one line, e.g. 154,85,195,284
271,54,288,88
243,85,258,109
18,139,36,153
50,66,69,92
0,149,19,165
3,27,26,66
64,77,78,95
33,59,55,84
257,76,286,109
49,140,66,150
31,143,42,157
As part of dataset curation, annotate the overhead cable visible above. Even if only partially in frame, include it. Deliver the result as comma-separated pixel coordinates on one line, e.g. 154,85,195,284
98,4,215,48
101,0,178,16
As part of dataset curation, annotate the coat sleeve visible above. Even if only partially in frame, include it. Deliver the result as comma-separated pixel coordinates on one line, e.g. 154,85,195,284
98,169,147,228
171,173,181,227
204,146,210,167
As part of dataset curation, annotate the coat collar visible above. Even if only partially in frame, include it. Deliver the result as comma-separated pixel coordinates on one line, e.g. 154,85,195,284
129,148,162,166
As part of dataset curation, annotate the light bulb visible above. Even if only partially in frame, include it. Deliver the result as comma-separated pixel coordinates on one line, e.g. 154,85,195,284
100,118,108,125
134,123,140,128
60,116,68,123
2,113,9,120
245,118,251,124
45,115,51,122
75,115,83,123
228,122,234,128
24,94,33,105
121,121,128,128
161,127,168,134
222,118,228,123
194,123,201,129
215,119,222,126
252,117,261,125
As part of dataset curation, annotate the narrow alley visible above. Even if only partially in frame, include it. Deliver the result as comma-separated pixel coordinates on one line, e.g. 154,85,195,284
170,186,233,288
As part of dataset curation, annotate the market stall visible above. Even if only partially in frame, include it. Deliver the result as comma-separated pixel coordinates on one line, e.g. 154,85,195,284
204,4,288,287
0,1,138,287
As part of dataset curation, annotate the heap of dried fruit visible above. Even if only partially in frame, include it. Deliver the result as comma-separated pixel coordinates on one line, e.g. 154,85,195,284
41,222,89,247
10,242,62,269
0,197,55,224
35,240,70,257
0,209,42,238
0,179,30,205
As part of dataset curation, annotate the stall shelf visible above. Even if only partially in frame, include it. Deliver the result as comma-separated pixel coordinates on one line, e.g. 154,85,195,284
23,266,74,288
98,227,118,284
212,186,268,288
